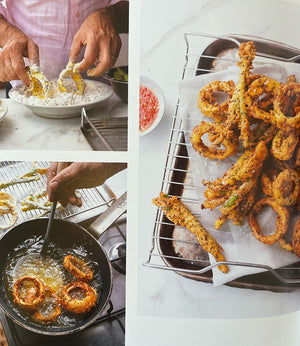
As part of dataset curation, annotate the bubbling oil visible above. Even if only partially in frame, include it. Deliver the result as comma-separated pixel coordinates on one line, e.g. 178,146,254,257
13,254,65,292
4,235,102,328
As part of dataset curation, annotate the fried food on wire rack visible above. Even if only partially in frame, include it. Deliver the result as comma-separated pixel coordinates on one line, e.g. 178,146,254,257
248,197,289,245
152,192,228,273
192,41,258,158
202,141,268,229
188,40,300,254
197,80,235,123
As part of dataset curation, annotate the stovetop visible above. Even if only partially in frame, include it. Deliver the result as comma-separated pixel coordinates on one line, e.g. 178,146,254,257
0,215,126,346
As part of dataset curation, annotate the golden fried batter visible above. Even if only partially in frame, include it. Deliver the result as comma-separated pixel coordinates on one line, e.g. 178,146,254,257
152,192,228,273
248,197,289,245
202,141,268,227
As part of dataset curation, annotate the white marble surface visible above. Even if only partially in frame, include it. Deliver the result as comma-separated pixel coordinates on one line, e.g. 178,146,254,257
0,93,127,151
134,0,300,345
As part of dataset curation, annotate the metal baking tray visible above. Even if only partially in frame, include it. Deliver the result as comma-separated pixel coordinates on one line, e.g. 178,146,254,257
145,33,300,292
81,108,128,151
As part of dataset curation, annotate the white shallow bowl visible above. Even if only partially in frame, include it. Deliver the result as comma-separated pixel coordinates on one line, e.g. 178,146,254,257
139,76,165,137
9,80,113,119
0,100,8,122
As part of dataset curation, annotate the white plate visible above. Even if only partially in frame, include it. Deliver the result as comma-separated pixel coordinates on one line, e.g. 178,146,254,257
0,100,8,121
139,76,165,137
8,80,113,119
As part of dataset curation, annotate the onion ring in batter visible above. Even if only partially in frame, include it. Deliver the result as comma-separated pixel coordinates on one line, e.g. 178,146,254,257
63,255,93,282
271,129,298,161
248,197,289,245
273,81,300,130
60,281,97,314
197,80,235,123
292,217,300,257
0,199,18,230
32,286,61,322
13,276,45,311
246,76,280,123
190,121,239,159
272,169,299,206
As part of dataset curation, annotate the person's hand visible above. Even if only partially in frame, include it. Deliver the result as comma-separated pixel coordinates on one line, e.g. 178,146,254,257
47,162,126,207
0,16,39,85
69,7,121,77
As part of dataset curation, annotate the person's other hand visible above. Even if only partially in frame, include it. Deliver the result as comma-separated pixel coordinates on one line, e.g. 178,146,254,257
69,8,121,77
0,16,39,85
47,162,126,207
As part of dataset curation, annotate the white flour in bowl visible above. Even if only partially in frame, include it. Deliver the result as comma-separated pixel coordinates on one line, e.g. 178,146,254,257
10,80,111,107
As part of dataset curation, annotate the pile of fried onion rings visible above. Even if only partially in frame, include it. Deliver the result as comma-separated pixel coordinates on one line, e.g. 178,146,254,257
192,41,300,257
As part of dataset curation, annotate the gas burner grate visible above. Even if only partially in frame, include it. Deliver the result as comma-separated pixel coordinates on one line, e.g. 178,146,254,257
81,108,127,151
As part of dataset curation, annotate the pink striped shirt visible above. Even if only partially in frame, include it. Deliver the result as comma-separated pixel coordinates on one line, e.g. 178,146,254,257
0,0,123,80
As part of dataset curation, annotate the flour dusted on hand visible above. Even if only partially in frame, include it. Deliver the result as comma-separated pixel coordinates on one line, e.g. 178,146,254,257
10,80,111,107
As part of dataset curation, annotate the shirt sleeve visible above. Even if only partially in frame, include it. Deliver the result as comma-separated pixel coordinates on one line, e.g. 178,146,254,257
109,0,129,4
0,2,7,18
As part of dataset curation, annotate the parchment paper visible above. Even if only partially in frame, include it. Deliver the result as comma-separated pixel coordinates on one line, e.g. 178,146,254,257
178,62,300,286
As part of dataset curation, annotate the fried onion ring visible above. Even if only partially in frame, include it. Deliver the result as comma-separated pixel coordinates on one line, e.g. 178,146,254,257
63,255,93,282
32,286,61,322
272,169,299,206
273,81,300,130
261,168,278,197
13,276,45,311
248,197,289,245
190,121,239,159
271,130,298,161
246,76,280,123
292,217,300,257
60,281,97,314
197,80,235,123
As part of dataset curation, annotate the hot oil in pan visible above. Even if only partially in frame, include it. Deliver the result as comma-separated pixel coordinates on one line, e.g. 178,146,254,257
3,235,102,328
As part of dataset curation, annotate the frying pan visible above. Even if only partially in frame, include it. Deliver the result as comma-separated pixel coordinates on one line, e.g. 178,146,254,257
0,191,127,336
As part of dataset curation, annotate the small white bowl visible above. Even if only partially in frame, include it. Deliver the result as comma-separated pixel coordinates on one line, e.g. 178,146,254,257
139,76,165,137
0,100,8,121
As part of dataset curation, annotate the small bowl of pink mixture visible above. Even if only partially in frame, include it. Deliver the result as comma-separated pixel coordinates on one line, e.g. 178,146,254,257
139,76,165,137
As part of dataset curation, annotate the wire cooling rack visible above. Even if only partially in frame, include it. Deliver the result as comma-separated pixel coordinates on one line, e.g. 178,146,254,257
0,161,115,230
144,33,300,291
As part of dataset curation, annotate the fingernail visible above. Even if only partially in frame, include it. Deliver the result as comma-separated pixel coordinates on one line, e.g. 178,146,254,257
50,180,59,191
87,68,95,76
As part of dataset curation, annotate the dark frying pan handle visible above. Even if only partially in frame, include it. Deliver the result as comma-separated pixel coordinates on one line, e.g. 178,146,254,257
87,191,127,239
